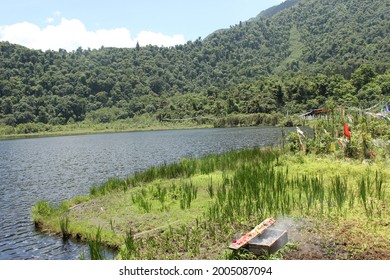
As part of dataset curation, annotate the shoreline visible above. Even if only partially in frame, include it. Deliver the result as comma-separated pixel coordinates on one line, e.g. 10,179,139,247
0,112,301,141
0,123,214,141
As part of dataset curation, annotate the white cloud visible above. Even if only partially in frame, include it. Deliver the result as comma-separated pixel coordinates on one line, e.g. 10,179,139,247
136,31,186,48
46,18,55,23
0,18,186,51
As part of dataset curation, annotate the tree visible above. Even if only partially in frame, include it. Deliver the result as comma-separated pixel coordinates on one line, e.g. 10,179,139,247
351,65,377,91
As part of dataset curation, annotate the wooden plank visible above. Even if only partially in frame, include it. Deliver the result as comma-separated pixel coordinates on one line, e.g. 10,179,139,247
229,217,275,250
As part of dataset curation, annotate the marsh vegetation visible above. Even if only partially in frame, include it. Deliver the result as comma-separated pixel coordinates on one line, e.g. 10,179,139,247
32,146,389,260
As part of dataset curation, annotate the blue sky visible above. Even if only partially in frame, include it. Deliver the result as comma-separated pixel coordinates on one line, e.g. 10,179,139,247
0,0,284,50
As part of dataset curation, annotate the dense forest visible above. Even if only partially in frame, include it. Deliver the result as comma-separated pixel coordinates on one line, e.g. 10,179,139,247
0,0,389,132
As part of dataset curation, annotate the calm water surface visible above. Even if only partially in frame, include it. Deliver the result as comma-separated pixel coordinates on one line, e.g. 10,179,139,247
0,126,298,260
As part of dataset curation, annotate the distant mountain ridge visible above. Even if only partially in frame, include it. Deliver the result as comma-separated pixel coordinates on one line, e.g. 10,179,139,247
0,0,389,128
206,0,300,39
257,0,300,18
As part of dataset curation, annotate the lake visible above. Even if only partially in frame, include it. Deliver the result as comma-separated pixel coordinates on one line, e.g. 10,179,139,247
0,126,298,260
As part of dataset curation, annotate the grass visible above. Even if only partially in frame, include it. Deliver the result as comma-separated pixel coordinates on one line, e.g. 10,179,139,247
0,118,212,141
88,226,105,260
32,147,390,260
274,25,305,74
59,215,71,240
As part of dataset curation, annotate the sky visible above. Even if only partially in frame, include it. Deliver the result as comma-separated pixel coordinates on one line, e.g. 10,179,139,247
0,0,285,51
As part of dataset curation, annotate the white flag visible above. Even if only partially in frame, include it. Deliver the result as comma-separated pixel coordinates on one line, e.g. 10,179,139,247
296,127,305,137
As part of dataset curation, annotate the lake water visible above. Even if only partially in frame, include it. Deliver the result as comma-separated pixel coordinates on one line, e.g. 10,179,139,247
0,126,299,260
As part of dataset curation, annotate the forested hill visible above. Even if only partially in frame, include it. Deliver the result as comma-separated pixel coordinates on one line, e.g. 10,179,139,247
0,0,389,128
257,0,300,18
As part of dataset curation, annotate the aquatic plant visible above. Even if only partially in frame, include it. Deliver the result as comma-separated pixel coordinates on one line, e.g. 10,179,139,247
59,215,70,240
88,226,105,260
32,200,53,218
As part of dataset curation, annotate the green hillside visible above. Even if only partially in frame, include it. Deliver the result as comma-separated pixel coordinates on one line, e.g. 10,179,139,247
0,0,389,132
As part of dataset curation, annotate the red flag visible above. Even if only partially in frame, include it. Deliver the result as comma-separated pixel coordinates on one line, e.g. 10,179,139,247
344,122,351,140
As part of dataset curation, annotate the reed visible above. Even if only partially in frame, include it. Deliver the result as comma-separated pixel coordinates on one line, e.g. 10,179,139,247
359,176,375,219
84,147,284,201
120,230,138,260
207,176,215,198
359,177,368,207
206,155,283,224
88,226,105,260
90,186,98,196
203,149,386,227
189,226,201,256
375,171,385,200
131,188,152,212
109,218,115,232
331,175,348,213
32,200,53,219
348,190,355,209
90,177,124,196
200,156,216,174
155,185,169,212
59,215,70,240
179,181,198,210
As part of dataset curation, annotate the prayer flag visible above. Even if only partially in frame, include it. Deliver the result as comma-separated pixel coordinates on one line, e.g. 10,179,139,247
344,122,351,140
296,127,305,138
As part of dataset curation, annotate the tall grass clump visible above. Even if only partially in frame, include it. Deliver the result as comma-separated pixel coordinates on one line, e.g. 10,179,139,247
155,185,170,212
375,171,385,200
32,200,53,219
88,226,105,260
180,181,198,209
85,146,283,204
291,174,326,215
359,176,375,219
207,176,214,198
311,176,325,214
331,175,348,213
59,215,71,240
89,177,125,196
120,230,139,260
203,144,388,227
131,189,152,213
205,150,287,224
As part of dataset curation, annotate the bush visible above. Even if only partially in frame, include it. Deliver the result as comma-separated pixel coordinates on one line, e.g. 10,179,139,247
32,200,53,217
287,132,303,153
213,113,283,128
0,125,15,135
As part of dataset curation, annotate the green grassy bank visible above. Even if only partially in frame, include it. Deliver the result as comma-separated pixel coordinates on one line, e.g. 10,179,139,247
0,112,300,140
32,147,389,260
0,118,212,140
